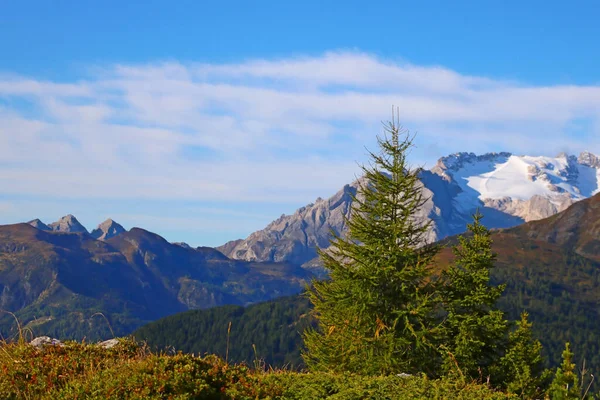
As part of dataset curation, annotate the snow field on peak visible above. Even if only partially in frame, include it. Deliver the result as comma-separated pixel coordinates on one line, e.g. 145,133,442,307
451,155,600,207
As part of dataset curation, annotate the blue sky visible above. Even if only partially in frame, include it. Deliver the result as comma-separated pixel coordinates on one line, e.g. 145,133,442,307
1,1,599,246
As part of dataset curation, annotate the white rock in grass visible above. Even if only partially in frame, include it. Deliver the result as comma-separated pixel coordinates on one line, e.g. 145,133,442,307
30,336,63,347
98,338,120,349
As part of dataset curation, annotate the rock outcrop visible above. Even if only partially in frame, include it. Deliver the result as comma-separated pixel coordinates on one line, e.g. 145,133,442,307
27,219,51,231
98,338,120,349
30,336,63,347
90,219,126,240
219,181,358,267
48,215,89,234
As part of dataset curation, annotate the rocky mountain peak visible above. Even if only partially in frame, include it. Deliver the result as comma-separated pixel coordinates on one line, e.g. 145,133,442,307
431,151,512,178
578,151,600,168
218,150,600,270
48,215,89,234
27,219,51,231
90,219,126,241
217,179,360,267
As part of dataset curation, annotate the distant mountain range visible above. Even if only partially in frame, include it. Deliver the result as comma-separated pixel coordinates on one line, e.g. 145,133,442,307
2,150,600,345
218,151,600,272
0,217,311,340
27,215,124,239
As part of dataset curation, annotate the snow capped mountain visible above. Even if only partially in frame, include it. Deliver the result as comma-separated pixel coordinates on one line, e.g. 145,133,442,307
218,151,600,269
432,151,600,222
440,152,597,201
90,219,126,240
48,215,89,234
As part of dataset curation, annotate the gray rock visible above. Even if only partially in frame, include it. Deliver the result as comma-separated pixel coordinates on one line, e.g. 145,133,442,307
30,336,63,347
27,219,51,231
90,219,126,240
98,338,120,349
218,179,359,266
579,151,600,168
48,215,89,234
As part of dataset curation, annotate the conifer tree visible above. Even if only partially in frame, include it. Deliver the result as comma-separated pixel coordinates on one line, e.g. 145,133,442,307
492,312,549,398
547,343,581,400
440,213,508,379
302,115,440,375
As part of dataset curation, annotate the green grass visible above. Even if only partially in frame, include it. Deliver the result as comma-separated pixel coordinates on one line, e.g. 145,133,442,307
0,337,514,399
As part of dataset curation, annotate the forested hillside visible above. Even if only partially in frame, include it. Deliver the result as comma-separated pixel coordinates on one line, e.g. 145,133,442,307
134,295,314,368
135,193,600,372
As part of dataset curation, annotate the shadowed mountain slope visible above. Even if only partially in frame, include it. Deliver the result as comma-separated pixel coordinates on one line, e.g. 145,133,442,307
0,224,312,341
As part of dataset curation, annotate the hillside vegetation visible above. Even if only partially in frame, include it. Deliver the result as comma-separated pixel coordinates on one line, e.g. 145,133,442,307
134,295,314,368
0,338,514,399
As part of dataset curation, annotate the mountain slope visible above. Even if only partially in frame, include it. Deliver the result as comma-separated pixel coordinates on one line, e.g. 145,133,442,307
218,151,600,268
149,193,600,371
0,224,312,341
220,182,357,270
509,192,600,262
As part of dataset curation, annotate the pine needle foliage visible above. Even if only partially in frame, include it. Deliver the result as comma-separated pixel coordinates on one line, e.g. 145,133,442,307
492,312,549,398
547,342,581,400
303,116,441,375
440,212,508,379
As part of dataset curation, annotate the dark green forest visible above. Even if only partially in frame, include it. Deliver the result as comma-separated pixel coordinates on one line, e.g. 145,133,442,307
134,294,315,369
495,248,600,369
134,243,600,375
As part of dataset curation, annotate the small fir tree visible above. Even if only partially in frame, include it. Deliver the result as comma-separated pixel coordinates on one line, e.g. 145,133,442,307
492,312,549,398
302,115,441,375
440,213,508,379
547,343,581,400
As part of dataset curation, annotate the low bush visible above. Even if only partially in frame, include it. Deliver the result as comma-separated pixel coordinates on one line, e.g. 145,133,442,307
0,337,513,399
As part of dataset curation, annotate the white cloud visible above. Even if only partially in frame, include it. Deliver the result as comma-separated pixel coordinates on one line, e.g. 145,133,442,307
1,51,599,235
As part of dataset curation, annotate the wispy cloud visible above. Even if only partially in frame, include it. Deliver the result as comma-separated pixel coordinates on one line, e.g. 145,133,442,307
1,51,599,243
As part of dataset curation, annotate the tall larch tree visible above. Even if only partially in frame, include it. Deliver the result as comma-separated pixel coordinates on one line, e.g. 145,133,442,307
302,114,441,375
